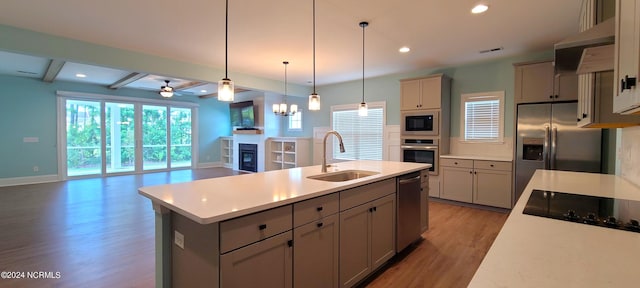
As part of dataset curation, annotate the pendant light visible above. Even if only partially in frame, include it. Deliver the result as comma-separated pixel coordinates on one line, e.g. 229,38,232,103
273,61,298,116
358,21,368,116
218,0,234,102
308,0,320,111
159,80,174,98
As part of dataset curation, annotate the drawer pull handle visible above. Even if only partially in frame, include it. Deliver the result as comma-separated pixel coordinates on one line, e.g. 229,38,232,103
454,162,458,165
316,206,323,212
258,224,267,230
317,222,323,228
490,164,494,167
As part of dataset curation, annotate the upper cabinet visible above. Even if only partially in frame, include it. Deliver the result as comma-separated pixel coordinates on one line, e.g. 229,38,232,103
515,60,578,104
613,0,640,114
400,74,451,111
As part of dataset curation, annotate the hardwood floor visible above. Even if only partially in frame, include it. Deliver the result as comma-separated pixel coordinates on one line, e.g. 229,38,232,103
0,169,507,288
365,201,509,288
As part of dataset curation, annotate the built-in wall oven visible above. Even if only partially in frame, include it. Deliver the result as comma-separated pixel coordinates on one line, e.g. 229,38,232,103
401,110,439,136
401,138,438,175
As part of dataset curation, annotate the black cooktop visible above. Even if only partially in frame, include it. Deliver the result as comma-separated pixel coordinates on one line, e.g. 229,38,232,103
523,189,640,234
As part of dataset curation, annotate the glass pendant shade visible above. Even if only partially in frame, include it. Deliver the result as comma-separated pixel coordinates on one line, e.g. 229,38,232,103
217,78,234,102
290,104,298,114
309,93,321,110
358,102,368,116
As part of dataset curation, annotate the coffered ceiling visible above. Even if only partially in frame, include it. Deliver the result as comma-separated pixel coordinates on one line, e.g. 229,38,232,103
0,0,583,95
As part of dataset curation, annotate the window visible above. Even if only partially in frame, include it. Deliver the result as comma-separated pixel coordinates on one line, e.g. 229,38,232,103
331,102,385,160
288,111,302,130
461,91,504,142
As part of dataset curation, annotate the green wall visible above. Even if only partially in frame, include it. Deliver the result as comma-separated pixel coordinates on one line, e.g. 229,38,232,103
304,50,555,138
0,75,230,179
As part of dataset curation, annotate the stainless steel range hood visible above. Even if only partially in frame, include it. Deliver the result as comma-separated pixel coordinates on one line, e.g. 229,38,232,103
554,17,615,72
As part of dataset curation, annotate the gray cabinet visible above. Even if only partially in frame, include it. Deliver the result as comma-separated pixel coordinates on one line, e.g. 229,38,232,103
293,194,339,288
515,61,578,103
441,158,512,209
613,0,640,114
339,193,395,288
400,74,451,111
420,170,429,233
220,231,293,288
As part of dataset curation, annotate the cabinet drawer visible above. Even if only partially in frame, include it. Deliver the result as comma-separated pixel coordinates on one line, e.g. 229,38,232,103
474,160,512,171
220,205,292,253
440,158,473,168
340,178,396,211
293,193,339,227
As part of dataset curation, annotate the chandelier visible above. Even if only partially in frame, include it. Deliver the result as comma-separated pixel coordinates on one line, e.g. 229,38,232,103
273,61,298,116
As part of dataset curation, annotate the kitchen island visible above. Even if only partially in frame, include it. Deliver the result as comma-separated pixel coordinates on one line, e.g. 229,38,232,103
469,170,640,287
139,160,430,288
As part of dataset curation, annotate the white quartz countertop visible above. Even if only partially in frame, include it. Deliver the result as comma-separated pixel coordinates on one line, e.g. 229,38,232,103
440,154,512,161
469,170,640,288
139,160,429,224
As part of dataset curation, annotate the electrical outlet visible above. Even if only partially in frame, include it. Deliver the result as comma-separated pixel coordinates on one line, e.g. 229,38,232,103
33,166,39,172
174,230,185,249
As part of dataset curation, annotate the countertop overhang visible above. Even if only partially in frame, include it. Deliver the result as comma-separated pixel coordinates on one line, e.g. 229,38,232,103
139,160,430,224
469,170,640,288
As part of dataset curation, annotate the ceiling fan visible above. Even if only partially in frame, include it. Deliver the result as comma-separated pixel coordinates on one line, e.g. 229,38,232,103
159,80,174,97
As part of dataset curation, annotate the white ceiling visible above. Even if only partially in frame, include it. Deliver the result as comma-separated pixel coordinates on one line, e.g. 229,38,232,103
0,0,582,94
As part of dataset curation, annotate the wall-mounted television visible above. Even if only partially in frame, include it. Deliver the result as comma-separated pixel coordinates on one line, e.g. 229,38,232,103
229,101,256,128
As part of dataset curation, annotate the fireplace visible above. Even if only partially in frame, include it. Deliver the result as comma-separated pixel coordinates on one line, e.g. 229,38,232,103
239,143,258,172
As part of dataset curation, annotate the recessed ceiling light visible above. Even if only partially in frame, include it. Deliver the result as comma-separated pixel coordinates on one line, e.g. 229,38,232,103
200,89,207,93
399,46,411,53
471,4,489,14
75,73,87,78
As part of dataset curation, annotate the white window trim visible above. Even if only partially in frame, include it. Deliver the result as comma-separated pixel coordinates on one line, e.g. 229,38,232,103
288,111,302,131
329,101,386,161
460,91,504,143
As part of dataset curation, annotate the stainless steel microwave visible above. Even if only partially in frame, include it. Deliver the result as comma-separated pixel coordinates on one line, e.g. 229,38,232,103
401,110,439,136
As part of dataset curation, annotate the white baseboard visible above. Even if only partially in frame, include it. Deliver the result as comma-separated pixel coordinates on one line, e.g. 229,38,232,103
0,174,60,187
197,161,223,169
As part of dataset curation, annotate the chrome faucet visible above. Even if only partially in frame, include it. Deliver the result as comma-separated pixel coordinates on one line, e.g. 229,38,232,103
322,130,346,172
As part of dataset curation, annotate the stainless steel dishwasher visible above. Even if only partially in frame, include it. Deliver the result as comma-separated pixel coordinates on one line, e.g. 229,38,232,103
396,171,422,252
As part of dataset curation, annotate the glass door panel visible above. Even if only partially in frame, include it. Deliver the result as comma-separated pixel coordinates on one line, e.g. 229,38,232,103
66,100,102,176
170,107,192,168
143,105,168,170
106,102,135,173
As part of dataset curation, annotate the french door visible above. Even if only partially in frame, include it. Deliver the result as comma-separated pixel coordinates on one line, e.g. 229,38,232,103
64,98,193,178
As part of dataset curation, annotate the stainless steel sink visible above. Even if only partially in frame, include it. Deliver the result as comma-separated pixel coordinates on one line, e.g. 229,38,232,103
307,170,379,182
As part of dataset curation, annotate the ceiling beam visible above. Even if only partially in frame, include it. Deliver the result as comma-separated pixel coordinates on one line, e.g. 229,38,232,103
108,72,148,89
198,88,249,99
42,59,65,83
175,81,205,91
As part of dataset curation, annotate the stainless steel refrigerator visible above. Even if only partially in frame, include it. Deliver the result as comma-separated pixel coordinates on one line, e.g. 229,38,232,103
515,102,602,202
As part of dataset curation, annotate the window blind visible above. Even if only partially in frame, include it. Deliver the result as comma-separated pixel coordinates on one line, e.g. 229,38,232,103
463,92,503,142
332,107,383,160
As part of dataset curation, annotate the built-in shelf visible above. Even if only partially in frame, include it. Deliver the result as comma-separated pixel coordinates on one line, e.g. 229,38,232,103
267,137,310,171
220,136,233,168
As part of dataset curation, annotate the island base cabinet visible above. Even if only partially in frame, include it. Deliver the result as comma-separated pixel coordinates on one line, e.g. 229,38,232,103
339,193,396,288
220,231,292,288
293,214,339,288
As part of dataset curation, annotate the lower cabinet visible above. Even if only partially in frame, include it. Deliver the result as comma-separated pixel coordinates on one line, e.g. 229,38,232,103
293,213,339,288
339,193,396,288
441,158,512,209
220,231,293,288
420,170,429,233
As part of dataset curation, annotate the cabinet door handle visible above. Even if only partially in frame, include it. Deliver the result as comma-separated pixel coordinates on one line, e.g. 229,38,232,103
369,207,373,212
287,240,293,247
373,207,377,212
316,206,323,212
622,75,637,92
258,224,267,230
549,95,553,99
474,171,477,174
317,222,323,228
582,113,587,119
577,118,581,122
469,170,472,174
554,95,559,98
